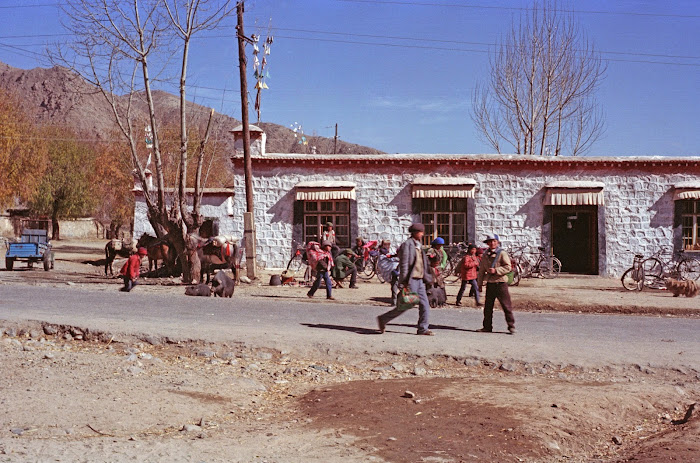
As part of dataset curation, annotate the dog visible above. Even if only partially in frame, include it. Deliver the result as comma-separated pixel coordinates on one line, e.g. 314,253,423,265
665,278,698,298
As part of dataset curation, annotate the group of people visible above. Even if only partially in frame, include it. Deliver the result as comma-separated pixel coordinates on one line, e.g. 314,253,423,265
377,223,516,336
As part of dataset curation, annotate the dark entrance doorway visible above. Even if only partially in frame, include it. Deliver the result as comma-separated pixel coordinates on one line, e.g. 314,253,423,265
551,206,598,274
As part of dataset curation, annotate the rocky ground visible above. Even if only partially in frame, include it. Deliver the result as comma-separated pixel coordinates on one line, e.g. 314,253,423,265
0,240,698,462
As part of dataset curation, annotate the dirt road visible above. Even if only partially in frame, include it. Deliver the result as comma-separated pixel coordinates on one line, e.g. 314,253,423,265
0,240,698,462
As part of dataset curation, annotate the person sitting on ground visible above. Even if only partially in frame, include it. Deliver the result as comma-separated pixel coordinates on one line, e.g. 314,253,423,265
352,237,366,268
120,247,147,292
332,249,359,289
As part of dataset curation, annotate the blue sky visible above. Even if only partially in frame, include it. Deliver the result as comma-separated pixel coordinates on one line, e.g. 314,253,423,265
1,0,699,156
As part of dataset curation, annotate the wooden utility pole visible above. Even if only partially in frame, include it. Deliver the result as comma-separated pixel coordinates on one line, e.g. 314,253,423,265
333,123,338,154
236,1,257,279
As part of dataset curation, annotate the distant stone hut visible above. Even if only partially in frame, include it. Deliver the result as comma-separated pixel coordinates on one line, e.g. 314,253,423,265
225,126,700,276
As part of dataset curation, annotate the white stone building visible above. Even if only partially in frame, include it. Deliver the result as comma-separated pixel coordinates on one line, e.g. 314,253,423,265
225,127,700,276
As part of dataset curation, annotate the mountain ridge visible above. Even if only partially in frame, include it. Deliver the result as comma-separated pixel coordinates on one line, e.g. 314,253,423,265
0,61,384,155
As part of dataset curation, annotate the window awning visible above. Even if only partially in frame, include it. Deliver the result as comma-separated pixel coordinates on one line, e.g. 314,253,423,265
295,181,356,201
673,181,700,201
544,181,605,206
412,177,477,199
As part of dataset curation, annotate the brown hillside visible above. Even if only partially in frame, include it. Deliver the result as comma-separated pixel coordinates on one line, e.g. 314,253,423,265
0,62,384,155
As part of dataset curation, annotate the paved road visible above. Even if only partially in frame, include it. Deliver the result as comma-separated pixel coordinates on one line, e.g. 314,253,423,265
1,284,698,371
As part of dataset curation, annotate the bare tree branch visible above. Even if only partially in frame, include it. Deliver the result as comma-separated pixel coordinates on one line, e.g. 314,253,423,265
472,0,606,156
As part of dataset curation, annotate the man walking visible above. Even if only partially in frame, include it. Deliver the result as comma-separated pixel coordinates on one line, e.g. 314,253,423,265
477,233,516,334
377,223,434,336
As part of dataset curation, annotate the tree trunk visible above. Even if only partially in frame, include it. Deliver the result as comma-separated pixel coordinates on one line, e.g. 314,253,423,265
51,218,60,241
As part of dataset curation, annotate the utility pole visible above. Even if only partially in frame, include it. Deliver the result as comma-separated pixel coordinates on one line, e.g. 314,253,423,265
236,1,257,279
334,123,338,154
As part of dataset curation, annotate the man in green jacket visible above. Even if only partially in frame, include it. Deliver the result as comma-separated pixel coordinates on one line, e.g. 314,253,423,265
332,249,359,289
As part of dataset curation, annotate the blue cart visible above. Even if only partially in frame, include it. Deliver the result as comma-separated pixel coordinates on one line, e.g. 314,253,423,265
5,229,54,271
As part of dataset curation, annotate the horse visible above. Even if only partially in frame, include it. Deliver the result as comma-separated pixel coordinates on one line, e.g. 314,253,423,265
136,234,175,275
186,234,239,284
104,239,135,276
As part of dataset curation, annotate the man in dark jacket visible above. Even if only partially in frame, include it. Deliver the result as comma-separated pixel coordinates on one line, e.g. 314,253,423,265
377,223,434,336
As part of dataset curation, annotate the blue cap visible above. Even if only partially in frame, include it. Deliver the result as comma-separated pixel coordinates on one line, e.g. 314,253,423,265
483,233,500,243
431,237,445,246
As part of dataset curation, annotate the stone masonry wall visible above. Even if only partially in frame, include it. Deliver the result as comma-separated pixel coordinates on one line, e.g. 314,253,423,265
232,162,698,276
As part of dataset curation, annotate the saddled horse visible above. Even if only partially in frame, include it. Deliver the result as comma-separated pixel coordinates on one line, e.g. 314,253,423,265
136,234,175,274
104,239,135,276
186,234,239,284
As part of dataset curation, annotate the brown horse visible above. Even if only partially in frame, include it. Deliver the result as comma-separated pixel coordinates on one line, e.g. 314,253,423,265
136,234,175,274
105,239,134,276
186,234,239,284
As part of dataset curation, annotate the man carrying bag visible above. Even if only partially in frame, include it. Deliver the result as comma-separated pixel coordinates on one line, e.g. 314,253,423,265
377,223,434,336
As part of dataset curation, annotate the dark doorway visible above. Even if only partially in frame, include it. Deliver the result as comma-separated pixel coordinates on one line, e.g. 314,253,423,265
551,206,598,274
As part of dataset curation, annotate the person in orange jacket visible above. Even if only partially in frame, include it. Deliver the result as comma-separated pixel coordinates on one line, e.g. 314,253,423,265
455,244,481,307
120,247,147,292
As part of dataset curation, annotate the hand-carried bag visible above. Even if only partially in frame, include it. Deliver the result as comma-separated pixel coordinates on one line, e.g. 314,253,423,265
397,287,420,311
491,249,514,282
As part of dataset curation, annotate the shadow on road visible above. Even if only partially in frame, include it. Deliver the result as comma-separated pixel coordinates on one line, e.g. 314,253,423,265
301,323,379,335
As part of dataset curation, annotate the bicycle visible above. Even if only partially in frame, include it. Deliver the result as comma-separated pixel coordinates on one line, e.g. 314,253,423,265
512,246,562,280
620,253,646,291
442,242,469,284
285,241,311,285
639,248,700,283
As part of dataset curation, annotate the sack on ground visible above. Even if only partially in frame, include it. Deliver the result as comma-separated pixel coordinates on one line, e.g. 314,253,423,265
397,287,420,311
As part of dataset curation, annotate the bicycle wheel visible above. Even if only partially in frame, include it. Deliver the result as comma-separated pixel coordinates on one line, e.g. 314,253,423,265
286,254,303,272
538,257,562,278
372,257,386,283
643,257,663,278
678,259,700,281
509,263,522,286
359,258,375,280
443,259,460,284
621,268,643,291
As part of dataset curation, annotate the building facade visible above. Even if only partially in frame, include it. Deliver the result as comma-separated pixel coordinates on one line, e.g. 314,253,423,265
226,128,700,276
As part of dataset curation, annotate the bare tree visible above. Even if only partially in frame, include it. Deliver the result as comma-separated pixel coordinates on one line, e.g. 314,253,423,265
53,0,235,281
472,1,606,156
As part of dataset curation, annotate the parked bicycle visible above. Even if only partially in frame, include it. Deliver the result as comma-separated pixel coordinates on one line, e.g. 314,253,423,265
621,248,700,291
442,242,470,284
509,246,562,284
285,240,311,285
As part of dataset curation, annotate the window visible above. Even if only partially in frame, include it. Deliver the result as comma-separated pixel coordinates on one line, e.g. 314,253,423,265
303,200,350,247
681,200,700,250
415,198,467,246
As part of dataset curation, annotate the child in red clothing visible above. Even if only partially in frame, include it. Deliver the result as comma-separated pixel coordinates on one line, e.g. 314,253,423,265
120,247,147,292
455,244,482,306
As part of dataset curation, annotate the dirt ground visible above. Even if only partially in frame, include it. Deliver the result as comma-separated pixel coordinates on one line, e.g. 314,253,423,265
1,239,699,462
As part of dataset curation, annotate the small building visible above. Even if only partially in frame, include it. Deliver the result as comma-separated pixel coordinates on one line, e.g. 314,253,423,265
227,127,700,276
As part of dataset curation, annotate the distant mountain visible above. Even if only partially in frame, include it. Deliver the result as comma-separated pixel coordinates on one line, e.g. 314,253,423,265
0,61,384,155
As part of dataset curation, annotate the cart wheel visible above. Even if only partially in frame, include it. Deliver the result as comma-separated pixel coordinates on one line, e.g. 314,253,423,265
5,257,13,271
43,253,51,271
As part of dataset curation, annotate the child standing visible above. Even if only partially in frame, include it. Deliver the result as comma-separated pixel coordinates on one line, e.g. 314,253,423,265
455,244,481,307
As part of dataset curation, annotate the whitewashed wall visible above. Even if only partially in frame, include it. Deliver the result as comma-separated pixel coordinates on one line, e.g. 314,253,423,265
231,162,698,276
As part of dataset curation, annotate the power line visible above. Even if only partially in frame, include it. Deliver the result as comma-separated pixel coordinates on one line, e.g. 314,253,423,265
1,0,699,20
3,27,700,63
336,0,700,19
